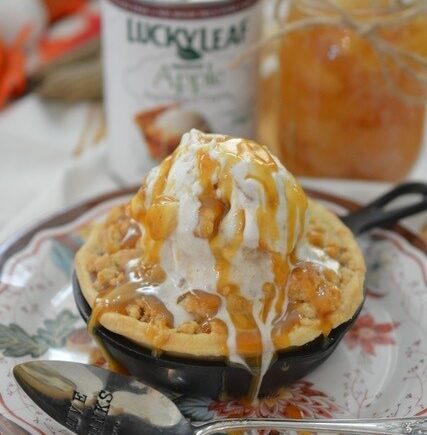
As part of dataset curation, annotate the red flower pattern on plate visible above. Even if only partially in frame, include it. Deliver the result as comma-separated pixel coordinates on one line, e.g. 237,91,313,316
345,313,399,356
209,381,338,425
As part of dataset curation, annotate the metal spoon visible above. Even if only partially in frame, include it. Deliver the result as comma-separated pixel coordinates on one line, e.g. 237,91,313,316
13,361,427,434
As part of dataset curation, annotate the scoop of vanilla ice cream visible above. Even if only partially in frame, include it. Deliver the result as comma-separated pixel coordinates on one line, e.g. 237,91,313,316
130,129,308,360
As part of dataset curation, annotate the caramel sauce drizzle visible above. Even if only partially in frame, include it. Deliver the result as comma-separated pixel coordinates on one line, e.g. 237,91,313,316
88,281,142,374
88,150,178,367
273,179,308,322
196,145,264,358
87,133,339,401
140,154,176,266
192,137,312,400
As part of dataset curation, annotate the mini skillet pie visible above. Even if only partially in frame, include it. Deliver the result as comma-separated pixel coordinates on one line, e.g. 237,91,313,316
75,130,365,369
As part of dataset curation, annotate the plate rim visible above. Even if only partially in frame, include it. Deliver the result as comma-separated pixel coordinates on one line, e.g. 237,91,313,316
0,185,426,274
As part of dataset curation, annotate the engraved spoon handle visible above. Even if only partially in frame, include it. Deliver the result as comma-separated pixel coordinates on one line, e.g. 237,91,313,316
193,416,427,435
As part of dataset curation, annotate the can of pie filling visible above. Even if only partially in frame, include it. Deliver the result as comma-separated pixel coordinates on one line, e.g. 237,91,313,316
102,0,262,184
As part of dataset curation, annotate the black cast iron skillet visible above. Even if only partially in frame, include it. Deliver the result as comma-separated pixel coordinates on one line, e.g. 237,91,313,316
73,182,427,399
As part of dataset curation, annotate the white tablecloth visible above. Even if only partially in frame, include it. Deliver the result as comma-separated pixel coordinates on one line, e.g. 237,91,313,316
1,95,426,243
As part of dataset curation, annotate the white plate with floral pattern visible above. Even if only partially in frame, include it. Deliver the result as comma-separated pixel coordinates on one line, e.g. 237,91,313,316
0,188,426,435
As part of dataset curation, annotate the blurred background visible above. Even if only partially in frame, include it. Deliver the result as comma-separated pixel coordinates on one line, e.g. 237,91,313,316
0,0,426,242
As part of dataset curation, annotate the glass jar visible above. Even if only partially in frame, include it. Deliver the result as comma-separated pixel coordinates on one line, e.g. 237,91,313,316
278,0,427,180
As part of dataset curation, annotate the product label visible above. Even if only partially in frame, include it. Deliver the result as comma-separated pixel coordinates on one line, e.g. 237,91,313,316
102,0,261,184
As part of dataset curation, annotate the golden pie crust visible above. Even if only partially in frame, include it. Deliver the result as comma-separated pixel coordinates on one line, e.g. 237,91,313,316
75,200,365,359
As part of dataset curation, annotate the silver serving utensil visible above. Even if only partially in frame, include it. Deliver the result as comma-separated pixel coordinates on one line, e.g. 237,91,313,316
13,361,427,435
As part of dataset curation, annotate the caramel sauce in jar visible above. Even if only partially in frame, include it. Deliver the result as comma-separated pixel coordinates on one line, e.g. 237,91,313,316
278,0,427,180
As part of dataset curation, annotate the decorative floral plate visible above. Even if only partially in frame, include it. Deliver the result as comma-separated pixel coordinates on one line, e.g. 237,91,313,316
0,189,426,435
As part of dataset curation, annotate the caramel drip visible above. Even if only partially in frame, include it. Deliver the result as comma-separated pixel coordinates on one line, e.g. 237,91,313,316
272,310,303,349
273,178,308,320
194,149,226,239
272,253,290,318
244,145,279,254
196,146,264,357
197,149,220,193
88,281,142,374
224,288,262,355
130,186,146,222
88,151,179,371
140,154,176,266
152,154,174,198
285,179,308,253
260,283,275,323
238,144,290,327
89,282,142,331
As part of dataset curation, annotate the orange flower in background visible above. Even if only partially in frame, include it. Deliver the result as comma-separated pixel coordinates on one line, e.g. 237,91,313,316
43,0,87,23
0,26,29,109
38,9,100,65
0,0,96,108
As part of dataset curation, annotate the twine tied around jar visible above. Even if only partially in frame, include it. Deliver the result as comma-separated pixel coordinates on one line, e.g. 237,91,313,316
234,0,427,105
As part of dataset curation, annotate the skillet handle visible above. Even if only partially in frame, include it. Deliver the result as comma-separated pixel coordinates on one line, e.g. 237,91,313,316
341,182,427,235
